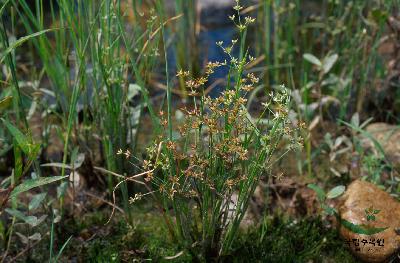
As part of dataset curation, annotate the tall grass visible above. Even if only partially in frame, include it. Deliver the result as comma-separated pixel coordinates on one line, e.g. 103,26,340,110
0,0,171,256
4,0,171,218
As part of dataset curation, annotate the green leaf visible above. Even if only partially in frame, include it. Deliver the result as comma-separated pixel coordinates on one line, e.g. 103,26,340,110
29,193,47,210
322,54,338,74
1,119,40,159
322,204,337,216
303,53,322,67
2,118,30,154
10,176,68,198
341,218,388,235
5,208,37,226
326,185,345,199
57,181,68,199
307,183,326,201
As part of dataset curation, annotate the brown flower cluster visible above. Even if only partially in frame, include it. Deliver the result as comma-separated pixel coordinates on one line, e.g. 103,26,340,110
142,64,301,200
177,61,226,97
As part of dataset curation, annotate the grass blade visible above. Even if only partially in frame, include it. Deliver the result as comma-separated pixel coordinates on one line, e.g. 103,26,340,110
10,176,68,198
0,28,60,64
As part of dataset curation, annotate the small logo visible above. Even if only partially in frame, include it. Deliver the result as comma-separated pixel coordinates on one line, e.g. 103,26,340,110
365,206,380,222
341,206,388,236
342,206,387,252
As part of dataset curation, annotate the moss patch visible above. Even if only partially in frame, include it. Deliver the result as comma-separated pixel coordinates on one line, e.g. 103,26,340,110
59,209,191,262
227,216,356,263
30,209,355,262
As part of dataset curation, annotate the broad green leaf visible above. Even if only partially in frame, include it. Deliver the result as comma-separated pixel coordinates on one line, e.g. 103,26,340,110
307,183,326,201
5,208,37,226
27,143,40,160
341,218,388,235
326,185,345,199
29,232,41,241
2,118,30,154
10,175,68,198
57,181,68,199
73,153,85,169
303,53,322,67
32,214,47,227
29,193,47,210
322,54,338,74
2,119,40,159
322,204,337,216
15,232,28,244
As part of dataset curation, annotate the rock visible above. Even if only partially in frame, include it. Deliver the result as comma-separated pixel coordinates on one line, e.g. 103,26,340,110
338,180,400,262
362,122,400,167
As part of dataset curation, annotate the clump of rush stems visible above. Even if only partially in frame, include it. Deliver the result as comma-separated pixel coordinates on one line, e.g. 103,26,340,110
116,1,302,261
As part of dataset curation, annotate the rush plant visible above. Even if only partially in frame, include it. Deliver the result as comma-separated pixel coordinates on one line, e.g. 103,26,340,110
143,84,297,261
119,2,302,260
